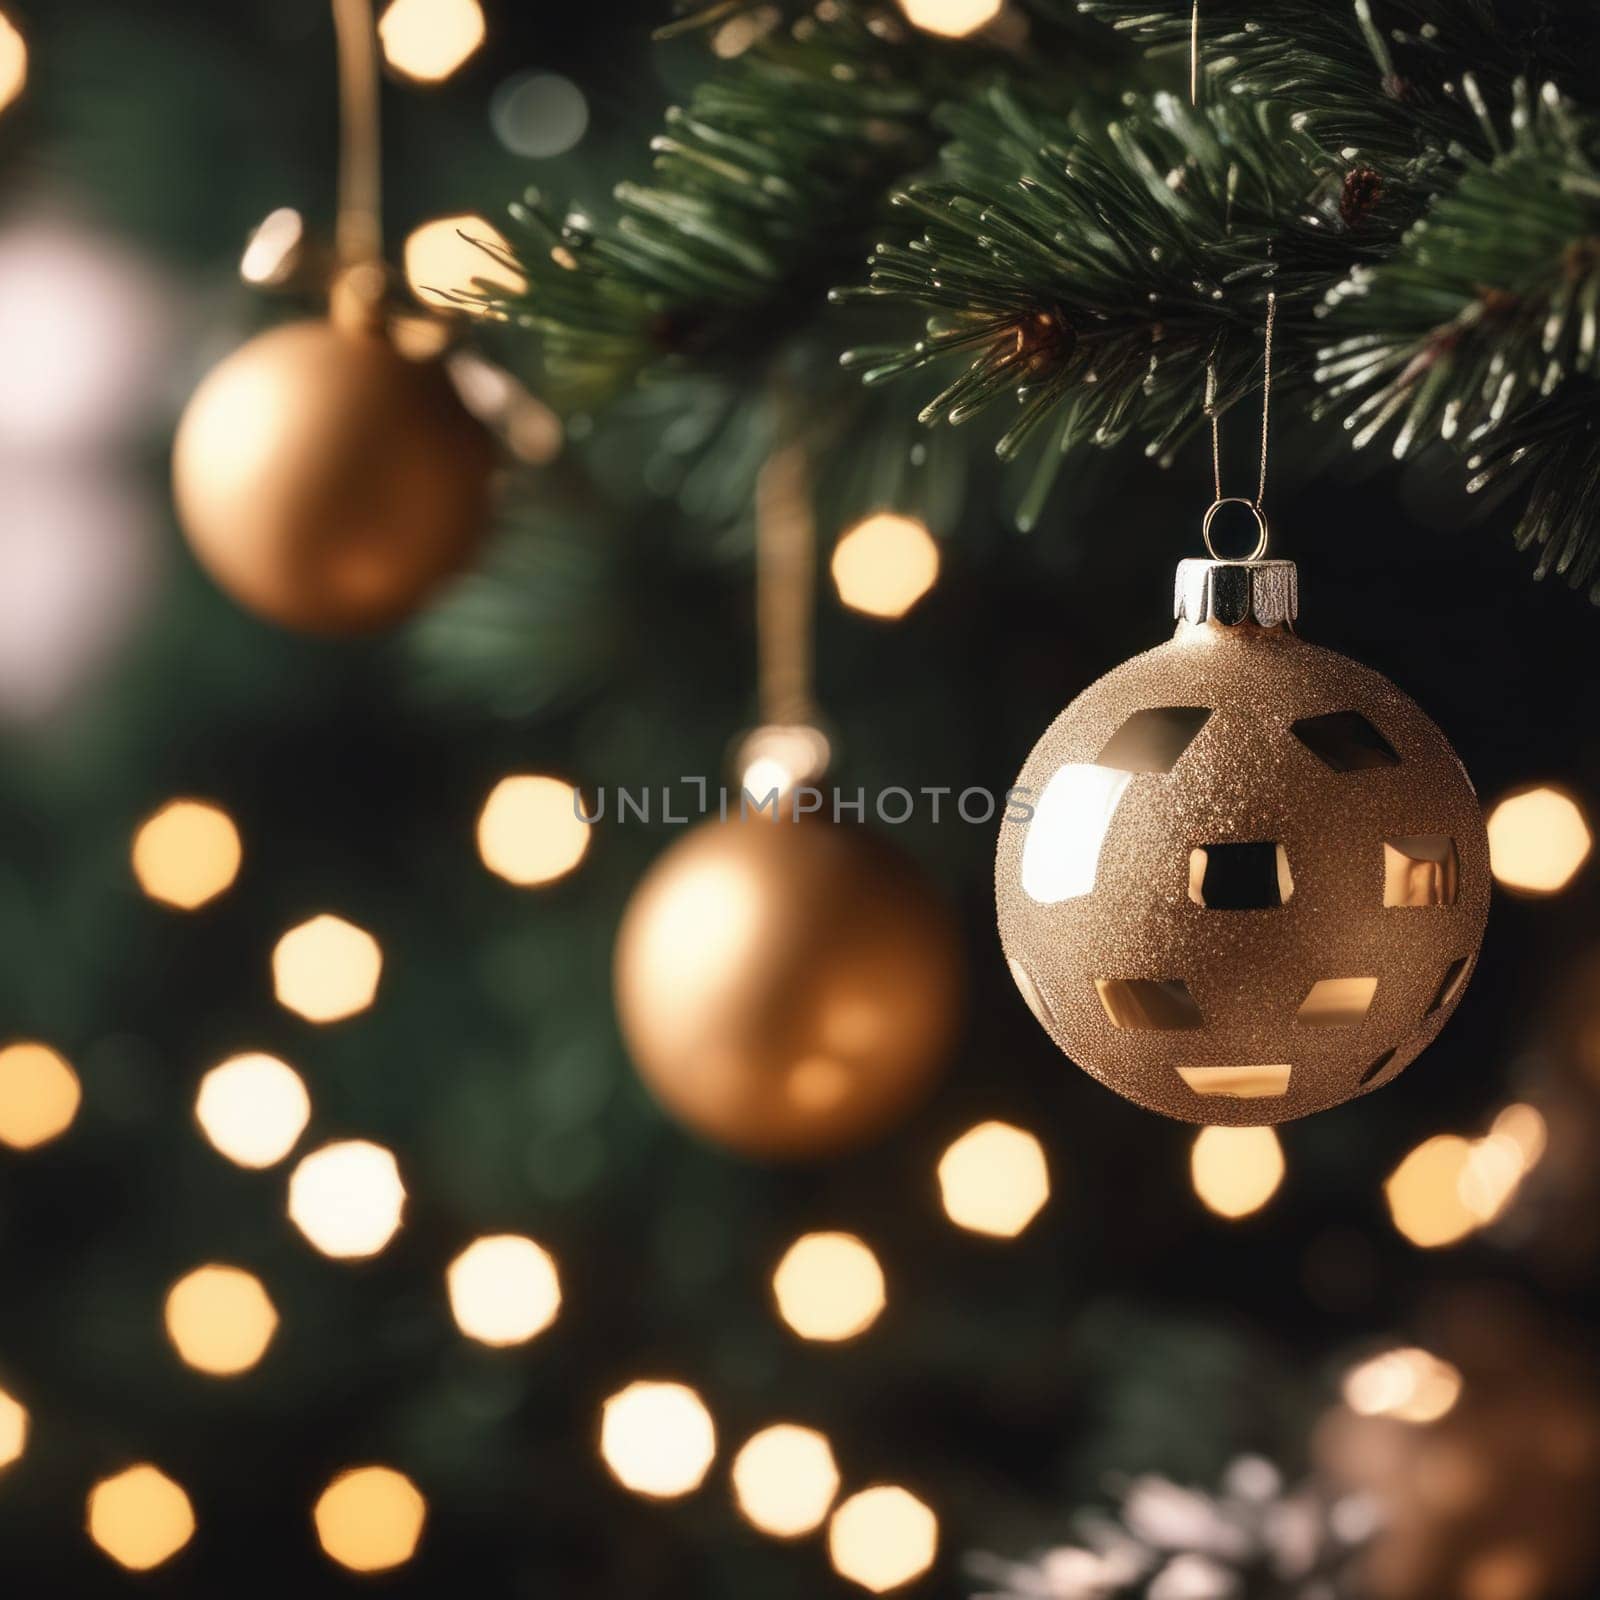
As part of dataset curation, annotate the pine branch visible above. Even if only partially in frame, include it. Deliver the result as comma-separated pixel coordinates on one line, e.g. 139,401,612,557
1317,83,1600,595
835,86,1417,525
490,5,1099,410
1079,0,1600,162
1468,389,1600,600
409,510,621,716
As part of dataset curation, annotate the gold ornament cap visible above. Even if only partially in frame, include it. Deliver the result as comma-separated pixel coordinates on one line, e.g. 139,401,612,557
1175,558,1298,629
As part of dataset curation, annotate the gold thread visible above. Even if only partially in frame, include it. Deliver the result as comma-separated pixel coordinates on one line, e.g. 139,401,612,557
1189,0,1200,108
755,435,817,728
331,0,382,269
1192,5,1277,539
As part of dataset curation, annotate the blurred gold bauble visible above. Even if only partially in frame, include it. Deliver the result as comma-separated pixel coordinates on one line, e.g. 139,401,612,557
614,814,963,1159
1316,1291,1600,1600
172,313,493,633
997,558,1489,1125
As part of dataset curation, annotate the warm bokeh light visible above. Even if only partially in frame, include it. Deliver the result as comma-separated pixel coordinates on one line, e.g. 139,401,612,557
288,1140,406,1259
0,14,25,115
1492,1100,1548,1168
735,723,832,806
936,1121,1050,1237
896,0,1002,40
1343,1346,1463,1424
130,798,242,910
86,1465,195,1571
314,1466,427,1573
0,1386,26,1469
404,215,525,311
732,1424,840,1538
447,1234,561,1346
772,1232,886,1342
600,1381,717,1499
1487,785,1591,894
240,207,305,288
476,775,591,886
1385,1134,1478,1248
828,1485,939,1593
164,1265,278,1376
273,914,382,1024
1459,1128,1526,1224
0,1041,81,1149
831,513,940,619
1190,1126,1286,1219
378,0,484,83
194,1053,310,1169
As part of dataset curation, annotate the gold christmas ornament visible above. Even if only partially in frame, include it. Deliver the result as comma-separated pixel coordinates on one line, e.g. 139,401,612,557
173,310,492,633
614,813,962,1159
171,0,494,634
996,556,1489,1125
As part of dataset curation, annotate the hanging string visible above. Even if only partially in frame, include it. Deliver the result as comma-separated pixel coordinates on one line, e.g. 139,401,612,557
1192,0,1277,547
1189,0,1200,110
754,435,818,731
331,0,383,270
1208,289,1277,512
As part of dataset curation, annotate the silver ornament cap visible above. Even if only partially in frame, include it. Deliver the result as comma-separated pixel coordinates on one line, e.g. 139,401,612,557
1175,558,1298,628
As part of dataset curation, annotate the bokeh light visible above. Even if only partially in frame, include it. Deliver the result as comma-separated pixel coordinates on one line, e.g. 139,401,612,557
831,513,940,619
447,1234,561,1346
378,0,484,83
828,1485,939,1593
896,0,1001,40
1343,1346,1463,1424
0,1385,26,1469
1384,1103,1547,1247
0,14,26,115
1491,1100,1548,1167
314,1466,427,1573
404,215,525,311
0,463,161,726
273,914,382,1024
735,723,832,806
772,1232,886,1342
240,207,305,288
476,775,591,886
0,217,177,455
1190,1126,1286,1219
0,1041,81,1149
131,799,241,910
731,1424,840,1538
86,1465,195,1571
1384,1134,1478,1248
599,1381,717,1499
936,1121,1050,1237
491,71,589,158
1487,785,1591,894
194,1053,310,1169
164,1265,278,1377
288,1140,406,1259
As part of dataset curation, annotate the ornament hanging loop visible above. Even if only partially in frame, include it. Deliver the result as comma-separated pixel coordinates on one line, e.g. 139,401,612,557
1201,496,1269,562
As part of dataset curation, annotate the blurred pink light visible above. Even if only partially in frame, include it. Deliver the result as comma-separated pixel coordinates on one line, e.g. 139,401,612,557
0,464,159,722
0,214,177,455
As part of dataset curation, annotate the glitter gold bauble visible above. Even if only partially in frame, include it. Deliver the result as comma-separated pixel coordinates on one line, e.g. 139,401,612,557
614,814,962,1159
996,558,1489,1125
172,314,493,633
